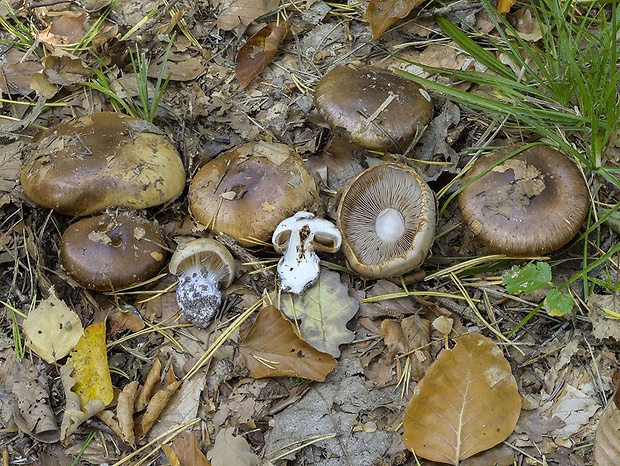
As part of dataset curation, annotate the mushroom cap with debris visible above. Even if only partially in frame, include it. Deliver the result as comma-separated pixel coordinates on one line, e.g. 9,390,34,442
458,144,589,256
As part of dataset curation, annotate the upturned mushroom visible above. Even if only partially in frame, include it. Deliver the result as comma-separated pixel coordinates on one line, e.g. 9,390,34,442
188,141,318,246
272,211,342,294
337,162,436,279
60,211,167,291
314,64,433,152
458,144,589,256
20,112,186,216
168,238,236,328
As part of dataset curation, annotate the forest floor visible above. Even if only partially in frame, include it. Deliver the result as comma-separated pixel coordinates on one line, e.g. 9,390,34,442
1,0,619,465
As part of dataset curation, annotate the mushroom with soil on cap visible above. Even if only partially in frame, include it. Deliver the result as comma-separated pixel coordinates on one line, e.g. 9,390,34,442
60,211,168,291
337,162,436,279
20,112,186,216
457,144,590,256
168,238,236,328
188,141,318,246
272,211,342,294
314,64,433,153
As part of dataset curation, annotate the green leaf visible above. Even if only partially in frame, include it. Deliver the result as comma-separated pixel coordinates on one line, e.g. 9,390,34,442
544,289,574,316
502,262,552,294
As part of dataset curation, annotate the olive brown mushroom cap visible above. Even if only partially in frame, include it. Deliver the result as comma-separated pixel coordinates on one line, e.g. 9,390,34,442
20,112,186,216
188,141,318,246
168,238,236,328
457,145,589,256
60,211,167,291
314,64,433,152
337,162,436,279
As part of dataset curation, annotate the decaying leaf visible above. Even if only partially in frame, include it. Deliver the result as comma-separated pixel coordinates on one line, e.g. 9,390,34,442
97,381,139,446
162,430,210,466
217,0,279,33
60,364,106,440
23,287,83,363
239,305,337,381
594,381,620,465
278,268,358,357
365,0,424,40
587,293,620,341
235,22,289,88
207,427,263,466
42,54,91,86
404,332,521,463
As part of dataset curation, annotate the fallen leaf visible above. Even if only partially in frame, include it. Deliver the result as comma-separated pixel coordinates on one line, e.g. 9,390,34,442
235,22,289,88
23,287,83,363
217,0,279,33
594,397,620,464
163,430,211,466
404,332,521,463
97,381,139,446
60,364,106,440
239,305,337,381
278,268,358,357
43,54,91,85
496,0,516,14
207,427,262,466
66,321,114,408
365,0,424,40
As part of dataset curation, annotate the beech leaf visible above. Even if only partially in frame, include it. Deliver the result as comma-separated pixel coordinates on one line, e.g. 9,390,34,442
239,305,337,381
278,268,358,357
235,22,289,88
23,287,84,363
593,380,620,465
404,332,521,464
365,0,424,40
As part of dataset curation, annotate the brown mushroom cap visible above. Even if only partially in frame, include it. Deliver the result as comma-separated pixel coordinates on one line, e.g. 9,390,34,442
188,141,318,246
20,112,186,216
337,162,436,278
457,145,589,256
60,211,167,291
314,64,433,152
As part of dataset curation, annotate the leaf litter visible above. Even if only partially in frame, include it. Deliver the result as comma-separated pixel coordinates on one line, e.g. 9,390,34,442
1,0,619,464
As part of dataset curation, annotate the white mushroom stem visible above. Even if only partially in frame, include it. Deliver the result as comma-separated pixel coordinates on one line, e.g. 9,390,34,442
175,266,223,329
272,212,342,295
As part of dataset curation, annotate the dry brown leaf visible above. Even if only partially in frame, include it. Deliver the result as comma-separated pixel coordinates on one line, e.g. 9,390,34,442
404,332,521,464
379,319,407,362
207,427,262,466
235,22,289,88
117,381,139,445
401,314,431,381
135,363,181,438
593,383,620,465
23,287,83,363
0,49,43,95
43,54,91,85
217,0,279,33
39,12,88,47
135,356,162,412
365,0,424,40
162,431,211,466
147,55,206,81
239,305,337,381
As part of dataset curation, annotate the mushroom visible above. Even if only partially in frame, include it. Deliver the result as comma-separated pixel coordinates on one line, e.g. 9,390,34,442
337,162,436,279
458,144,589,256
20,112,186,216
314,64,433,152
60,211,167,291
168,238,236,328
188,141,318,246
272,211,342,294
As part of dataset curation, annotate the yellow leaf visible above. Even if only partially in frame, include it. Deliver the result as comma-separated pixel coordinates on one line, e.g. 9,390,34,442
67,321,114,407
403,332,521,463
496,0,516,14
23,287,83,363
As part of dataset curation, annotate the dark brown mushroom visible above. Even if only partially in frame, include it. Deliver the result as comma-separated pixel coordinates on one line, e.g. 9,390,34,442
20,112,186,216
457,144,589,256
337,162,436,278
314,64,433,152
188,141,318,246
60,211,167,291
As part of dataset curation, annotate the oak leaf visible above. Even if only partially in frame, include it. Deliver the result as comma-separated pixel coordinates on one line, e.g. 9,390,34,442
404,332,521,463
239,305,337,381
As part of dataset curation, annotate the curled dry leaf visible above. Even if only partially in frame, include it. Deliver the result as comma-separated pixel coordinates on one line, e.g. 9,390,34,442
593,382,620,465
135,361,181,438
235,21,289,88
23,287,83,363
162,430,210,466
60,364,105,440
277,268,358,357
239,305,337,381
404,332,521,464
365,0,424,40
97,381,139,446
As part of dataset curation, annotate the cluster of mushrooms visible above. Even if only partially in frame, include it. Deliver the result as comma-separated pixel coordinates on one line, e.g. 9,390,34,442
19,63,590,329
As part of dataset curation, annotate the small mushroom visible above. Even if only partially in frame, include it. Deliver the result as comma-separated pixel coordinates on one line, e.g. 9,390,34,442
272,211,342,294
458,144,589,256
188,141,318,246
314,64,433,152
60,211,167,291
168,238,236,328
337,162,436,279
20,112,186,216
